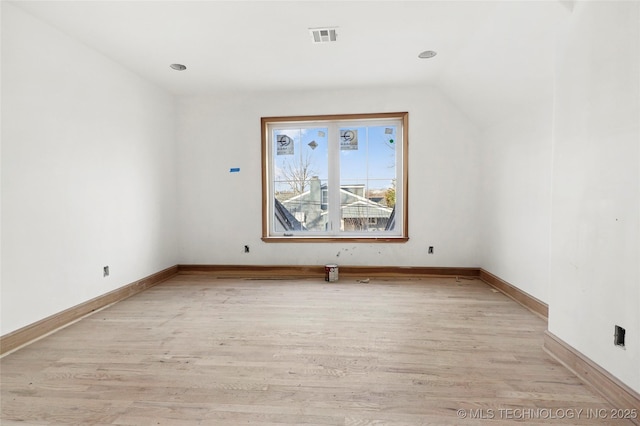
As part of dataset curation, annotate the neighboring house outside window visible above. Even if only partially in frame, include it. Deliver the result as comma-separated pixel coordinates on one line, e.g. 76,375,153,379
262,112,408,242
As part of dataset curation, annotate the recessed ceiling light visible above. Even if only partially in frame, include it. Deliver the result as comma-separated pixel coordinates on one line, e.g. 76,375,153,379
170,64,187,71
418,51,437,59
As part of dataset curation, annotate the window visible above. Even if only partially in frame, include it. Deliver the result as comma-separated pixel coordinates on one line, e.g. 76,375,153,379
262,112,408,242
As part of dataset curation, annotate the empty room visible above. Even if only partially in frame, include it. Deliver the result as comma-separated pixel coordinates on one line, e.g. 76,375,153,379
1,1,639,424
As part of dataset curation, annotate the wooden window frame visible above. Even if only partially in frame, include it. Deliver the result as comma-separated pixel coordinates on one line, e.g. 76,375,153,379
261,112,409,243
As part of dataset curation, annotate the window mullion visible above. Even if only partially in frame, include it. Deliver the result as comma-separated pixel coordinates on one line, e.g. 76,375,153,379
327,123,341,235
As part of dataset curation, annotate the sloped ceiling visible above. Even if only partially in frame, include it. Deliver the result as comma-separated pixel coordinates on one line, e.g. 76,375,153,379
9,1,570,128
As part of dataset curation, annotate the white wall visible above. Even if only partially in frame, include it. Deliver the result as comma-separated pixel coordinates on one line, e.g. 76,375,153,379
1,4,178,335
479,101,553,303
549,1,639,392
177,86,480,267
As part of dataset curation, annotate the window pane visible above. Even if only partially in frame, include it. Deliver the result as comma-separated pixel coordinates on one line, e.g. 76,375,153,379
339,125,396,232
272,127,328,233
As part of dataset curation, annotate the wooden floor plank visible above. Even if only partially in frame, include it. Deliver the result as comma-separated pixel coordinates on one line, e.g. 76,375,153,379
1,276,634,425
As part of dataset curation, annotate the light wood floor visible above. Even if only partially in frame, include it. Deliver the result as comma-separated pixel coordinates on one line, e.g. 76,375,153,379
1,275,631,425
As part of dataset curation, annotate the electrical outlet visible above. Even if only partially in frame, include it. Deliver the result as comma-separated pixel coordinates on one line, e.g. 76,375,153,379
614,325,625,348
103,266,110,277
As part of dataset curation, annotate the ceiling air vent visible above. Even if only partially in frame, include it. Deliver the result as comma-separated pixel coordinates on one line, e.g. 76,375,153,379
309,27,338,44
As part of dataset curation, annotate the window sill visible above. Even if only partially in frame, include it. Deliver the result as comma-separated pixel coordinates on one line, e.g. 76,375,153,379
261,236,409,243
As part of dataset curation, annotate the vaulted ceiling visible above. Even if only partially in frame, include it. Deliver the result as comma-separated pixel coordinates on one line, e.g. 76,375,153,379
10,1,571,127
